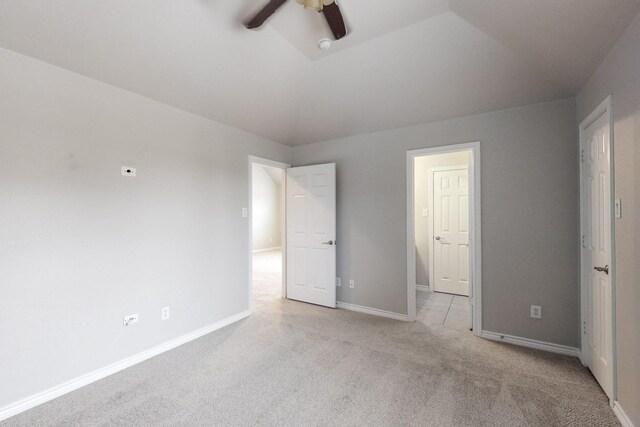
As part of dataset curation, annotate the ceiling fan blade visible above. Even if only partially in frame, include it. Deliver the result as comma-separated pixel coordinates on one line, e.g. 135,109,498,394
245,0,288,29
322,1,347,40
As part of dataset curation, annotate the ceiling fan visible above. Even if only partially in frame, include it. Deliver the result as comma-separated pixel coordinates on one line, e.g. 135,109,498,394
245,0,347,40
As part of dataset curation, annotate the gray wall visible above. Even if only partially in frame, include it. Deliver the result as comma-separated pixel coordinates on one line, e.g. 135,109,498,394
577,12,640,424
252,164,282,251
0,48,291,408
293,98,579,347
414,151,470,288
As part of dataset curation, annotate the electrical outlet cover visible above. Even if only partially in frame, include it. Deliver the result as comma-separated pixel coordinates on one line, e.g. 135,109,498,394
530,305,542,319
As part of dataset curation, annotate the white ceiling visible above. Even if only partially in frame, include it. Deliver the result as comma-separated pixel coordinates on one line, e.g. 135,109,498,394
0,0,639,145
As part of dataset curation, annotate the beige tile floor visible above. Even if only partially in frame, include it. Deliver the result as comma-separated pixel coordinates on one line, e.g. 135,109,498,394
416,289,471,330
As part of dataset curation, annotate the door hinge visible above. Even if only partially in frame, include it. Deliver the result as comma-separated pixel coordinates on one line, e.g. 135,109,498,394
583,321,587,335
581,234,586,248
580,149,585,163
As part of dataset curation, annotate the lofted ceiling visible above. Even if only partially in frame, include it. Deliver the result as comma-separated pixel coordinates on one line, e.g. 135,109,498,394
0,0,639,145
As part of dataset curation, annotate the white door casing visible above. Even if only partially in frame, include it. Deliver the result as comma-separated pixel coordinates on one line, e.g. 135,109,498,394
432,168,470,296
406,142,481,331
286,163,336,308
581,106,614,400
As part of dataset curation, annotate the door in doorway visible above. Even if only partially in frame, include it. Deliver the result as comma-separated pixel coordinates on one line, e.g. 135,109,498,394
286,163,336,308
582,111,613,399
433,168,469,296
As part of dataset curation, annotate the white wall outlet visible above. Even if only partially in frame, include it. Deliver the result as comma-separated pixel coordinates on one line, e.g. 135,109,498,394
615,198,622,219
336,277,341,287
242,207,248,218
530,305,542,319
123,313,139,326
349,279,355,289
422,209,429,217
161,306,170,320
121,166,136,177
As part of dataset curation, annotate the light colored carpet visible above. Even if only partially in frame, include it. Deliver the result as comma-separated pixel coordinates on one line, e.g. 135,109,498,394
3,250,619,426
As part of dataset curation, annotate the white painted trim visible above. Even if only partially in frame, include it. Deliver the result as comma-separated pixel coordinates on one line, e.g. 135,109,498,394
578,95,617,400
248,156,290,309
416,284,430,292
481,331,580,357
337,302,408,322
0,309,251,422
427,164,468,295
406,141,481,336
252,246,282,254
613,401,635,427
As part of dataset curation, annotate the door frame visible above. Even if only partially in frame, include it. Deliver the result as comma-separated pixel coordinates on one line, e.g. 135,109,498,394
428,164,469,293
248,156,290,311
578,95,617,402
406,141,482,335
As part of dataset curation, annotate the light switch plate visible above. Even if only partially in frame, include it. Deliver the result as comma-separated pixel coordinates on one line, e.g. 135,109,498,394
242,208,248,218
615,198,622,219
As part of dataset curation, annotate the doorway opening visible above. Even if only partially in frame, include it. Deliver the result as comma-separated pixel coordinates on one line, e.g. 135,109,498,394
249,156,289,310
406,142,481,334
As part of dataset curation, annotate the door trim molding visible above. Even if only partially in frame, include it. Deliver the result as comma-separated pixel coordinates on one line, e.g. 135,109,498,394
406,141,482,335
427,164,469,294
578,95,617,401
248,156,290,311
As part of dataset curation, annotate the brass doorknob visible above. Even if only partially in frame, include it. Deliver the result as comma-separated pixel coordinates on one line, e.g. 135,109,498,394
594,265,609,275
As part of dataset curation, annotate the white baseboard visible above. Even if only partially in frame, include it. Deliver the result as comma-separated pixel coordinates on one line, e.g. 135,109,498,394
0,309,251,422
481,331,580,357
252,246,281,254
613,401,635,427
337,301,408,322
416,284,430,292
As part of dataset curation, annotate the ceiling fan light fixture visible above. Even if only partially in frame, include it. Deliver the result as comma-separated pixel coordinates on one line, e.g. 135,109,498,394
296,0,335,12
297,0,321,11
318,38,332,50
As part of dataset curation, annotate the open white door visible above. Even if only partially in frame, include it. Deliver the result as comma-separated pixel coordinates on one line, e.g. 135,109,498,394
286,163,336,308
581,109,614,399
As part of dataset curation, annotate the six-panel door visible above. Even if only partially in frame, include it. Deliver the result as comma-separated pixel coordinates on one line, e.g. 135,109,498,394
433,168,470,296
286,163,336,308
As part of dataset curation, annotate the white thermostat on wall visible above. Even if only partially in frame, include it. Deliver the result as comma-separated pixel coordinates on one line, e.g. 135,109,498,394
121,166,137,177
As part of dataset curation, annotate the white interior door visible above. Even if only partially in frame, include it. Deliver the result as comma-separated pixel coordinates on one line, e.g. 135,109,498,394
286,163,336,308
433,168,469,296
582,112,613,399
